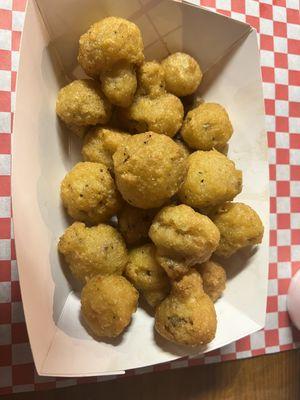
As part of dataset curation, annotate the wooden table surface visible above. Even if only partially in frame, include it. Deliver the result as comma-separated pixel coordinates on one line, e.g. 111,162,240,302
3,349,299,400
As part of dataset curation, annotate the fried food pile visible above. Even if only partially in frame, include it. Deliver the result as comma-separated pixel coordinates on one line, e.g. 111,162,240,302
56,17,264,347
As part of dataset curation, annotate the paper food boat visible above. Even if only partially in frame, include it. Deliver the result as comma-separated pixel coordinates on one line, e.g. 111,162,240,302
12,0,269,377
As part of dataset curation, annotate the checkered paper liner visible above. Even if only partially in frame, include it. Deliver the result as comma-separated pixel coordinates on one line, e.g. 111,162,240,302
0,0,299,394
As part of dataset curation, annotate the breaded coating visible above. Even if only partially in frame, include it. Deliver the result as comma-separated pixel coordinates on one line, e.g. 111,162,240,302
66,124,88,138
78,17,144,77
100,127,131,154
125,244,170,307
178,150,242,213
149,205,220,279
100,61,137,107
58,222,128,282
119,94,184,137
181,103,233,151
137,61,165,98
161,52,202,97
82,127,130,171
113,132,187,209
174,139,191,157
60,162,122,224
155,252,190,281
211,202,264,258
118,204,158,246
197,260,226,302
56,80,111,127
155,270,217,346
81,275,138,338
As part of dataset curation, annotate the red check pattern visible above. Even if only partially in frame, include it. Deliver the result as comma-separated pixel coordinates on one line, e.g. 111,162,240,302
0,0,300,394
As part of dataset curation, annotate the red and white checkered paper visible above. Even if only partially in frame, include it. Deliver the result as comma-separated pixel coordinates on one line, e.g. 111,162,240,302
0,0,300,394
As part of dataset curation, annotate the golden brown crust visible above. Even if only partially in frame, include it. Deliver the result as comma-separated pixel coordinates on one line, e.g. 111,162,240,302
161,52,202,97
174,139,191,157
60,162,122,224
56,80,111,127
211,202,264,258
125,244,170,307
197,260,226,302
178,150,242,213
78,17,144,77
155,251,190,281
137,61,165,98
118,204,158,246
149,205,220,269
113,132,187,209
181,103,233,151
66,124,89,138
100,61,137,108
58,222,128,282
118,94,184,137
81,275,138,338
155,270,217,346
82,127,130,172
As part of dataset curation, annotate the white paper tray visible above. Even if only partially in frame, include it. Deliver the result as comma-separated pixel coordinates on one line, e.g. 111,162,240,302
12,0,269,377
